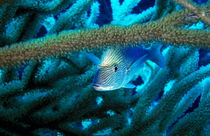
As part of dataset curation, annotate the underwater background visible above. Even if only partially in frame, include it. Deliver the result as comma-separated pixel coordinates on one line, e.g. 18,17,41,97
0,0,209,136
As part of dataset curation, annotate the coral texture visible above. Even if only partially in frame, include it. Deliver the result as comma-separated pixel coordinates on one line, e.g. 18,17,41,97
0,0,209,136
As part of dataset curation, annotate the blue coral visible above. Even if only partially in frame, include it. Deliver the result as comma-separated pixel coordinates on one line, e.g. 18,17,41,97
0,0,209,136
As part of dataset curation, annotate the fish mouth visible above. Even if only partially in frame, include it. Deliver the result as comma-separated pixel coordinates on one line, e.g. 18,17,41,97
93,85,113,91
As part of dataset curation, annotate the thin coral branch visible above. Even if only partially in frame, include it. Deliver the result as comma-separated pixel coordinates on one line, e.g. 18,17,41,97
173,0,210,26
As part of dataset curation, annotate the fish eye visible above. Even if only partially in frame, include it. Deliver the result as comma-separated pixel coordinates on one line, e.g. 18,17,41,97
113,65,118,72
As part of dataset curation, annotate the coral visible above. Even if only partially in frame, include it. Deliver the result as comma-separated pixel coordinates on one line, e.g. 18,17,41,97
0,8,210,67
173,0,210,25
0,0,17,4
0,0,209,136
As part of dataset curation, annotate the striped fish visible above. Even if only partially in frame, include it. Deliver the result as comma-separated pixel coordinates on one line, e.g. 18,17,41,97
88,44,165,91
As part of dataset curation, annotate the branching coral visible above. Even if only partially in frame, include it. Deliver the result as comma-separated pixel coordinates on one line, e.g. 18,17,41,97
0,0,209,136
173,0,210,25
0,7,210,68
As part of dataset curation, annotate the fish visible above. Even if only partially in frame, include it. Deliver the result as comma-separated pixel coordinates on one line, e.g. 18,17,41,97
86,43,165,91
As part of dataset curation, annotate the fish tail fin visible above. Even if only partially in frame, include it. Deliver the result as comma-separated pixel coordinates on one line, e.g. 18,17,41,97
147,43,165,68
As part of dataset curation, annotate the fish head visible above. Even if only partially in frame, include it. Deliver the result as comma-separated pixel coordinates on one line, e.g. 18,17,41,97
92,63,127,91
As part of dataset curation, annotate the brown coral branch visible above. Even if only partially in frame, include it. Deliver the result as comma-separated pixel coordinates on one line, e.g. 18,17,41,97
173,0,210,26
0,0,17,4
0,9,209,68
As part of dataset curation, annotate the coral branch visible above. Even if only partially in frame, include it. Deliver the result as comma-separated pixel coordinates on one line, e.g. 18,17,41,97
0,8,210,68
173,0,210,26
0,0,17,4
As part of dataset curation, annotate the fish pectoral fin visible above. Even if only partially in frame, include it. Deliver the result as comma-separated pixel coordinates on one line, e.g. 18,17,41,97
84,52,100,65
130,55,148,72
124,83,136,89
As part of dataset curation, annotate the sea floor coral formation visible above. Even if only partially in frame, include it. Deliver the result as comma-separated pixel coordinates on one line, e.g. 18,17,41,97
0,0,209,136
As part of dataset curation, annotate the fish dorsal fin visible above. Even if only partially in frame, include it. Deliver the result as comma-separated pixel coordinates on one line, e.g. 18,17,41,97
101,48,123,66
147,43,165,68
84,52,100,65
